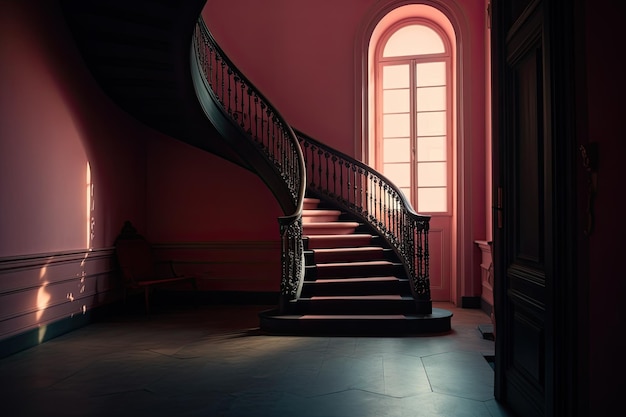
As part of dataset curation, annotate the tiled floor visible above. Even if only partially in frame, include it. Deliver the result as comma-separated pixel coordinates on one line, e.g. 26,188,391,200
0,300,514,417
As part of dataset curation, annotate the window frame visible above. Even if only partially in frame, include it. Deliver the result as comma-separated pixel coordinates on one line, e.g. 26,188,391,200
374,18,453,215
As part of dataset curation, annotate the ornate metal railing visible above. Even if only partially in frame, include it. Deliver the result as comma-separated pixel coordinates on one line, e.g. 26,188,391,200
192,19,431,314
192,19,306,310
296,130,432,313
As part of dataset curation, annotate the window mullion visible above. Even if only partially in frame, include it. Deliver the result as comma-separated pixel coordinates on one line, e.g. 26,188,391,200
410,59,418,209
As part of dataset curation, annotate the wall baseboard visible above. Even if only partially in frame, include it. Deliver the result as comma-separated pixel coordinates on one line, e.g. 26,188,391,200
461,296,481,309
0,302,117,360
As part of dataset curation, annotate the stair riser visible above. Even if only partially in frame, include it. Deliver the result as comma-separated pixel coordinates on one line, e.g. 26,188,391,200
311,251,388,263
313,264,404,279
259,315,452,335
303,227,358,236
305,236,374,249
300,281,410,297
302,215,341,223
305,250,388,264
293,299,417,315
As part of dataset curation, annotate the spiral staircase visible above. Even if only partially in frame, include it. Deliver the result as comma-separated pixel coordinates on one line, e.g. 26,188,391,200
59,0,452,334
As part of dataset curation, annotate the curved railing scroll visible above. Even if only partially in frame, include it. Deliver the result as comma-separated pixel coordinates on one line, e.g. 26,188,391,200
296,130,432,313
192,20,306,310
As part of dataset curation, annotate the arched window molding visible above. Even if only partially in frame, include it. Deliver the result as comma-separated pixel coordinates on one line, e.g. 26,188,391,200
354,0,476,305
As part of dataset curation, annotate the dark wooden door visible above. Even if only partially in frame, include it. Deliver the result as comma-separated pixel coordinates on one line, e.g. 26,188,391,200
491,0,578,415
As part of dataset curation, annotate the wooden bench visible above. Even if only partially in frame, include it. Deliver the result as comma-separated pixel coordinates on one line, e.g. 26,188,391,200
114,221,198,314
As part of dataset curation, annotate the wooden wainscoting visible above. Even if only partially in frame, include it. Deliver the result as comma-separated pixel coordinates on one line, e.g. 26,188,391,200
152,241,281,293
0,248,117,356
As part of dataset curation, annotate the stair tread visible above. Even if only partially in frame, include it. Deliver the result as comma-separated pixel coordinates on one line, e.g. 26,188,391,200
306,295,412,301
307,234,373,239
263,310,452,320
313,276,402,284
303,209,342,215
303,222,360,227
312,247,384,253
316,260,397,267
288,314,411,319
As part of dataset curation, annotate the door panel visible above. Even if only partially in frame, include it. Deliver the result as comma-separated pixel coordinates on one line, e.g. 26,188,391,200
493,1,548,416
425,217,450,301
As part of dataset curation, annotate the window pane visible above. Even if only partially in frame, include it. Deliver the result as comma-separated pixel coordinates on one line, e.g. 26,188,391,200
417,86,446,111
417,136,446,161
417,111,446,136
383,89,410,113
418,187,447,212
383,113,410,137
383,163,410,187
417,162,446,187
416,62,446,86
383,25,445,57
383,138,411,163
383,65,409,89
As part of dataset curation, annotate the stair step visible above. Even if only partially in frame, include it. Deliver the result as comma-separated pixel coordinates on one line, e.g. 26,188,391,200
311,246,388,263
302,209,342,223
314,260,403,278
303,221,360,235
303,197,321,210
293,295,416,315
305,234,374,249
301,276,409,297
258,308,454,335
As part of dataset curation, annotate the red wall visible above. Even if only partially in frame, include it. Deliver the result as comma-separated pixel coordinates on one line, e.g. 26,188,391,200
145,137,282,243
581,0,626,412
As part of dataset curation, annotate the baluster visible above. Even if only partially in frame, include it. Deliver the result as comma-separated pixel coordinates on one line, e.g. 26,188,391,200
233,75,239,121
317,148,323,192
208,44,213,88
246,87,252,134
357,167,364,213
339,160,345,205
222,59,226,104
331,156,338,197
324,151,330,193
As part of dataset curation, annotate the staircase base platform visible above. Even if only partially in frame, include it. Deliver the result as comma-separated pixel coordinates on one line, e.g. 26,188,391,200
258,308,453,335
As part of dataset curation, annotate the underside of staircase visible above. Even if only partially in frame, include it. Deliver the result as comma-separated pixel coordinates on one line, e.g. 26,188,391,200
259,196,452,335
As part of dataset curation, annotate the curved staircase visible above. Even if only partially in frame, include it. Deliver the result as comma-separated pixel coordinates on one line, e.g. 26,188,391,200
259,197,452,335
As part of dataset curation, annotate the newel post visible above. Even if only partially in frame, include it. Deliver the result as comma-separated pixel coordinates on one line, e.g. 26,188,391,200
278,216,304,314
413,216,432,314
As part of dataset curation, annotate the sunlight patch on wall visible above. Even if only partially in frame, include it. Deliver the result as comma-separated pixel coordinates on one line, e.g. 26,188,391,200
74,161,94,316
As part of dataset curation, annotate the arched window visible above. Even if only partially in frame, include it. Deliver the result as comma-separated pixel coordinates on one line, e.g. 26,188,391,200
375,19,452,213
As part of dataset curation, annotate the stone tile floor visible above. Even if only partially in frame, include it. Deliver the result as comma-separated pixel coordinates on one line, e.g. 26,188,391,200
0,301,514,417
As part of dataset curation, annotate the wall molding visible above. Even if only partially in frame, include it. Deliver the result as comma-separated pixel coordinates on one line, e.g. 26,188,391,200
0,247,118,344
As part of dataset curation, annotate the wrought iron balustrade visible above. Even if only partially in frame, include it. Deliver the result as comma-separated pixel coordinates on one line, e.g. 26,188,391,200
191,18,431,313
296,130,431,312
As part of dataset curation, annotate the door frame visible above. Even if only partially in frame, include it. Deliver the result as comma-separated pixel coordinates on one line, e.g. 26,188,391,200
490,0,580,415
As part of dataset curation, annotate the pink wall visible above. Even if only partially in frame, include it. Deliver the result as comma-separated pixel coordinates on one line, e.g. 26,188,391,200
203,0,490,303
0,1,151,344
0,1,146,256
203,0,373,156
